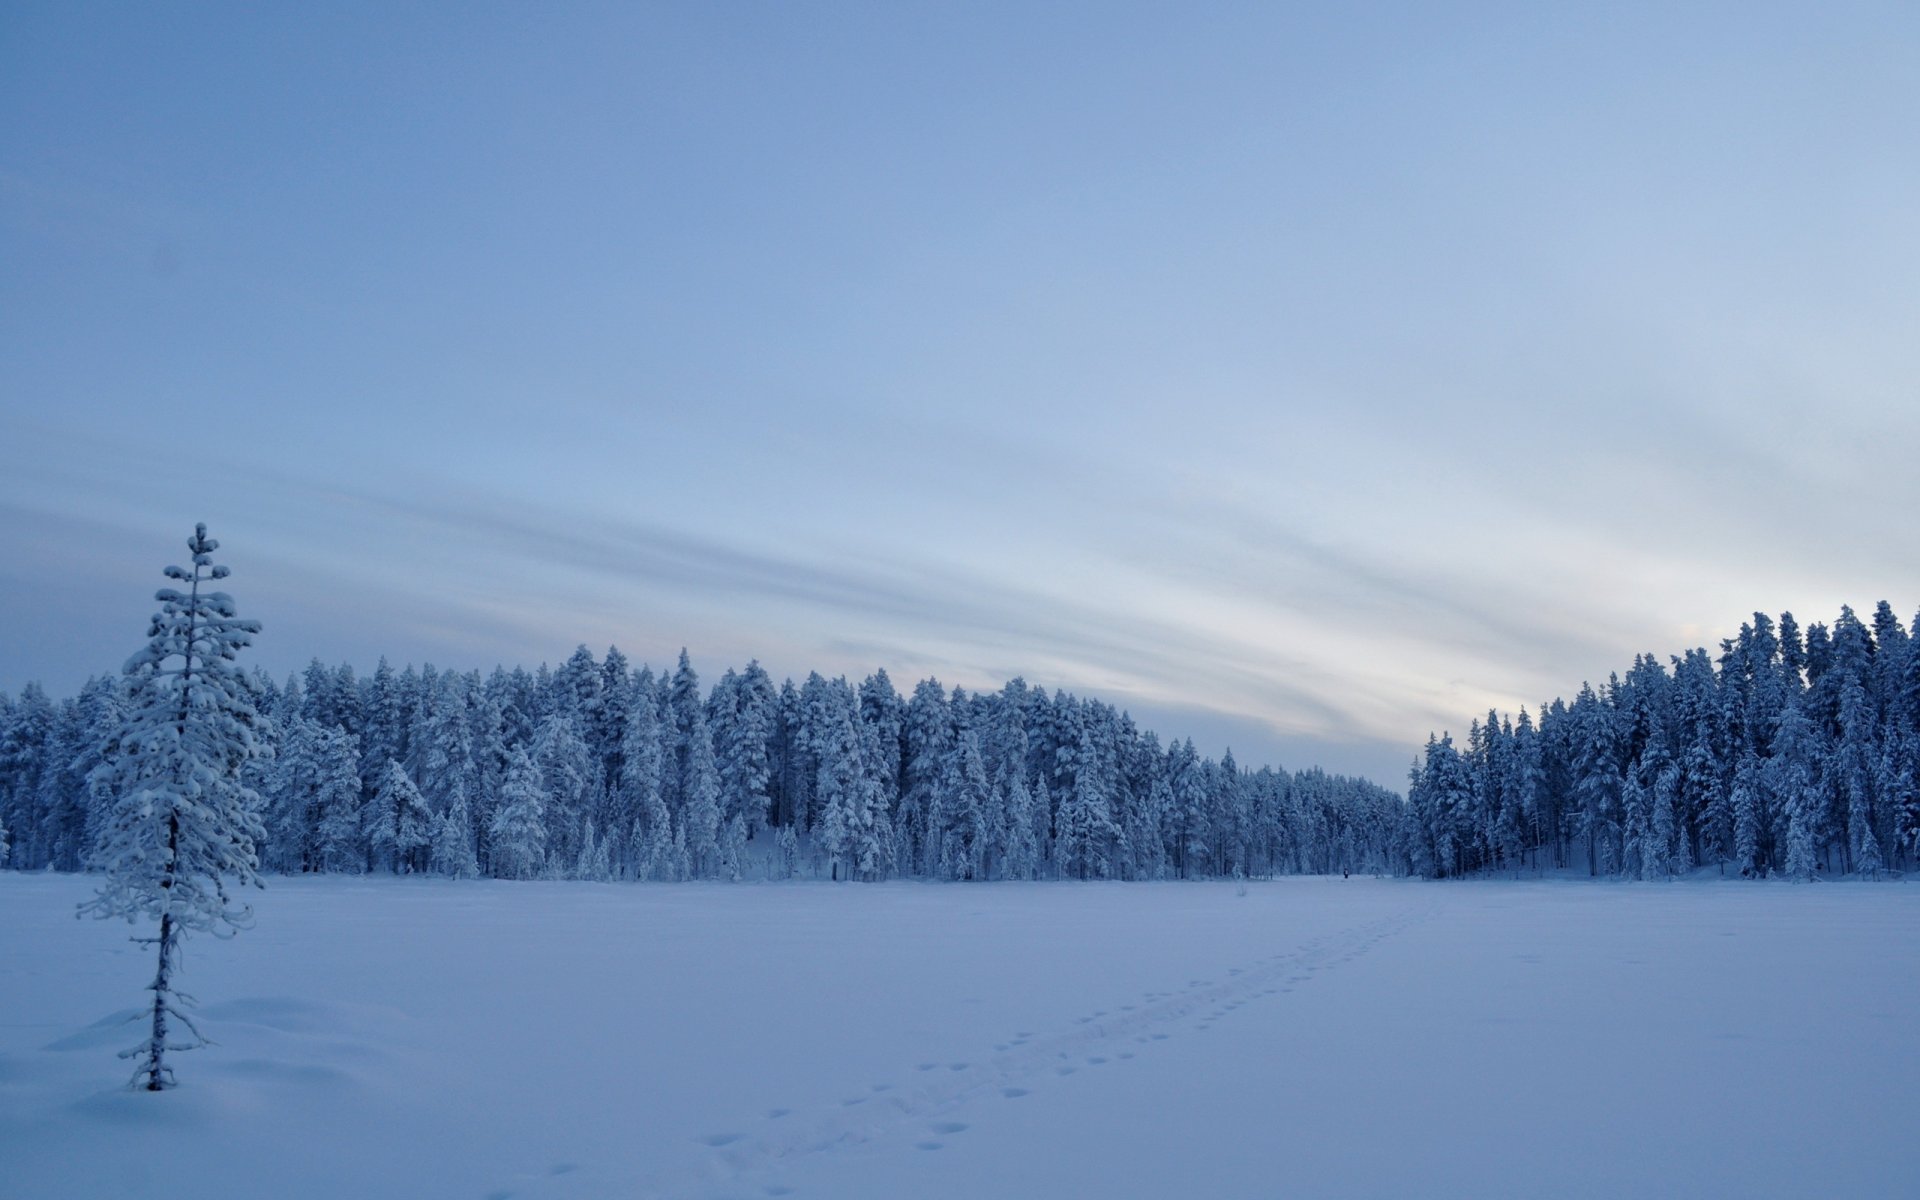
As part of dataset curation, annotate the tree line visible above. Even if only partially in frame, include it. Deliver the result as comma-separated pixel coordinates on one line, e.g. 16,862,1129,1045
1407,603,1920,879
1,647,1404,883
10,597,1917,886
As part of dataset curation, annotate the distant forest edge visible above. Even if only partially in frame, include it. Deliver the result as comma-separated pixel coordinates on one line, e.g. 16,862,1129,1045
1409,603,1920,880
0,649,1400,883
2,600,1916,884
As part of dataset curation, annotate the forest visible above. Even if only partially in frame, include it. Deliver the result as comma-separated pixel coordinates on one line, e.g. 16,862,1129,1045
3,602,1915,884
1408,603,1920,879
0,648,1402,884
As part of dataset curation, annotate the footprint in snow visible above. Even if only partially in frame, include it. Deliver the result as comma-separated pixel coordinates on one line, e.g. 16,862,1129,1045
1086,1056,1107,1065
916,1141,944,1151
915,1063,939,1072
764,1187,796,1197
697,1133,743,1147
1001,1087,1030,1098
548,1163,577,1176
931,1122,968,1134
948,1062,970,1072
766,1108,791,1119
1056,1066,1078,1076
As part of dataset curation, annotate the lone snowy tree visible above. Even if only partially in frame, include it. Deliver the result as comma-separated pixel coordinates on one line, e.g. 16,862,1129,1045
79,524,266,1090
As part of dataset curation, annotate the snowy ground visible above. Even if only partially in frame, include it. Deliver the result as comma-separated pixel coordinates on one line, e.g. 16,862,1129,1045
2,873,1914,1199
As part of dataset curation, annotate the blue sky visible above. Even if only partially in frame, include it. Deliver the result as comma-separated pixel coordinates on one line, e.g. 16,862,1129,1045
4,3,1918,786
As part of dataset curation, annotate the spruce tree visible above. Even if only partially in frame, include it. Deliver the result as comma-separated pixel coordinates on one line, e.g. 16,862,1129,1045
619,670,674,881
366,759,432,873
489,750,549,880
78,525,266,1090
430,784,480,879
1771,700,1825,881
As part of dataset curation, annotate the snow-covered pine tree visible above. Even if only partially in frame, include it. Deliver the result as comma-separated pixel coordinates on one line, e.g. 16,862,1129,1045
1170,738,1209,879
1,683,56,868
1837,679,1881,877
308,722,365,874
67,676,128,869
1880,729,1919,871
901,678,950,876
999,767,1039,880
619,669,675,880
1655,755,1691,878
531,711,598,872
35,695,91,871
668,651,722,877
260,715,318,872
573,816,612,881
854,719,895,881
1771,699,1825,882
1622,761,1654,880
1730,755,1764,876
814,705,862,880
489,749,549,880
712,662,778,858
78,524,267,1090
1056,722,1121,880
937,721,990,881
366,759,433,873
771,822,800,880
428,779,479,878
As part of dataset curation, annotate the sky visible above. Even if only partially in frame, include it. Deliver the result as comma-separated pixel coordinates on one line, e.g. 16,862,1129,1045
3,2,1918,788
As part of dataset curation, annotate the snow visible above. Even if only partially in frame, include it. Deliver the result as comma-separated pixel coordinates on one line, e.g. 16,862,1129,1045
2,873,1915,1198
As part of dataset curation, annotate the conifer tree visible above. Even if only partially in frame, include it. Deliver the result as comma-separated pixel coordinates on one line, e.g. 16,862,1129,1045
1,684,56,868
1771,700,1825,881
854,720,895,880
1056,723,1121,880
620,671,675,880
489,750,549,880
573,817,612,882
430,785,480,879
668,651,722,875
366,759,433,873
308,722,365,873
938,728,991,881
999,767,1039,880
79,525,266,1090
814,706,863,880
901,678,950,875
1731,756,1763,876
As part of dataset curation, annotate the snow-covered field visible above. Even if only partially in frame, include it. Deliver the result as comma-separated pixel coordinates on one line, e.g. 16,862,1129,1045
2,873,1914,1199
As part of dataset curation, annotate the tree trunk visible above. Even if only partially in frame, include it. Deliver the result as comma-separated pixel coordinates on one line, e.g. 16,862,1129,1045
145,910,176,1090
